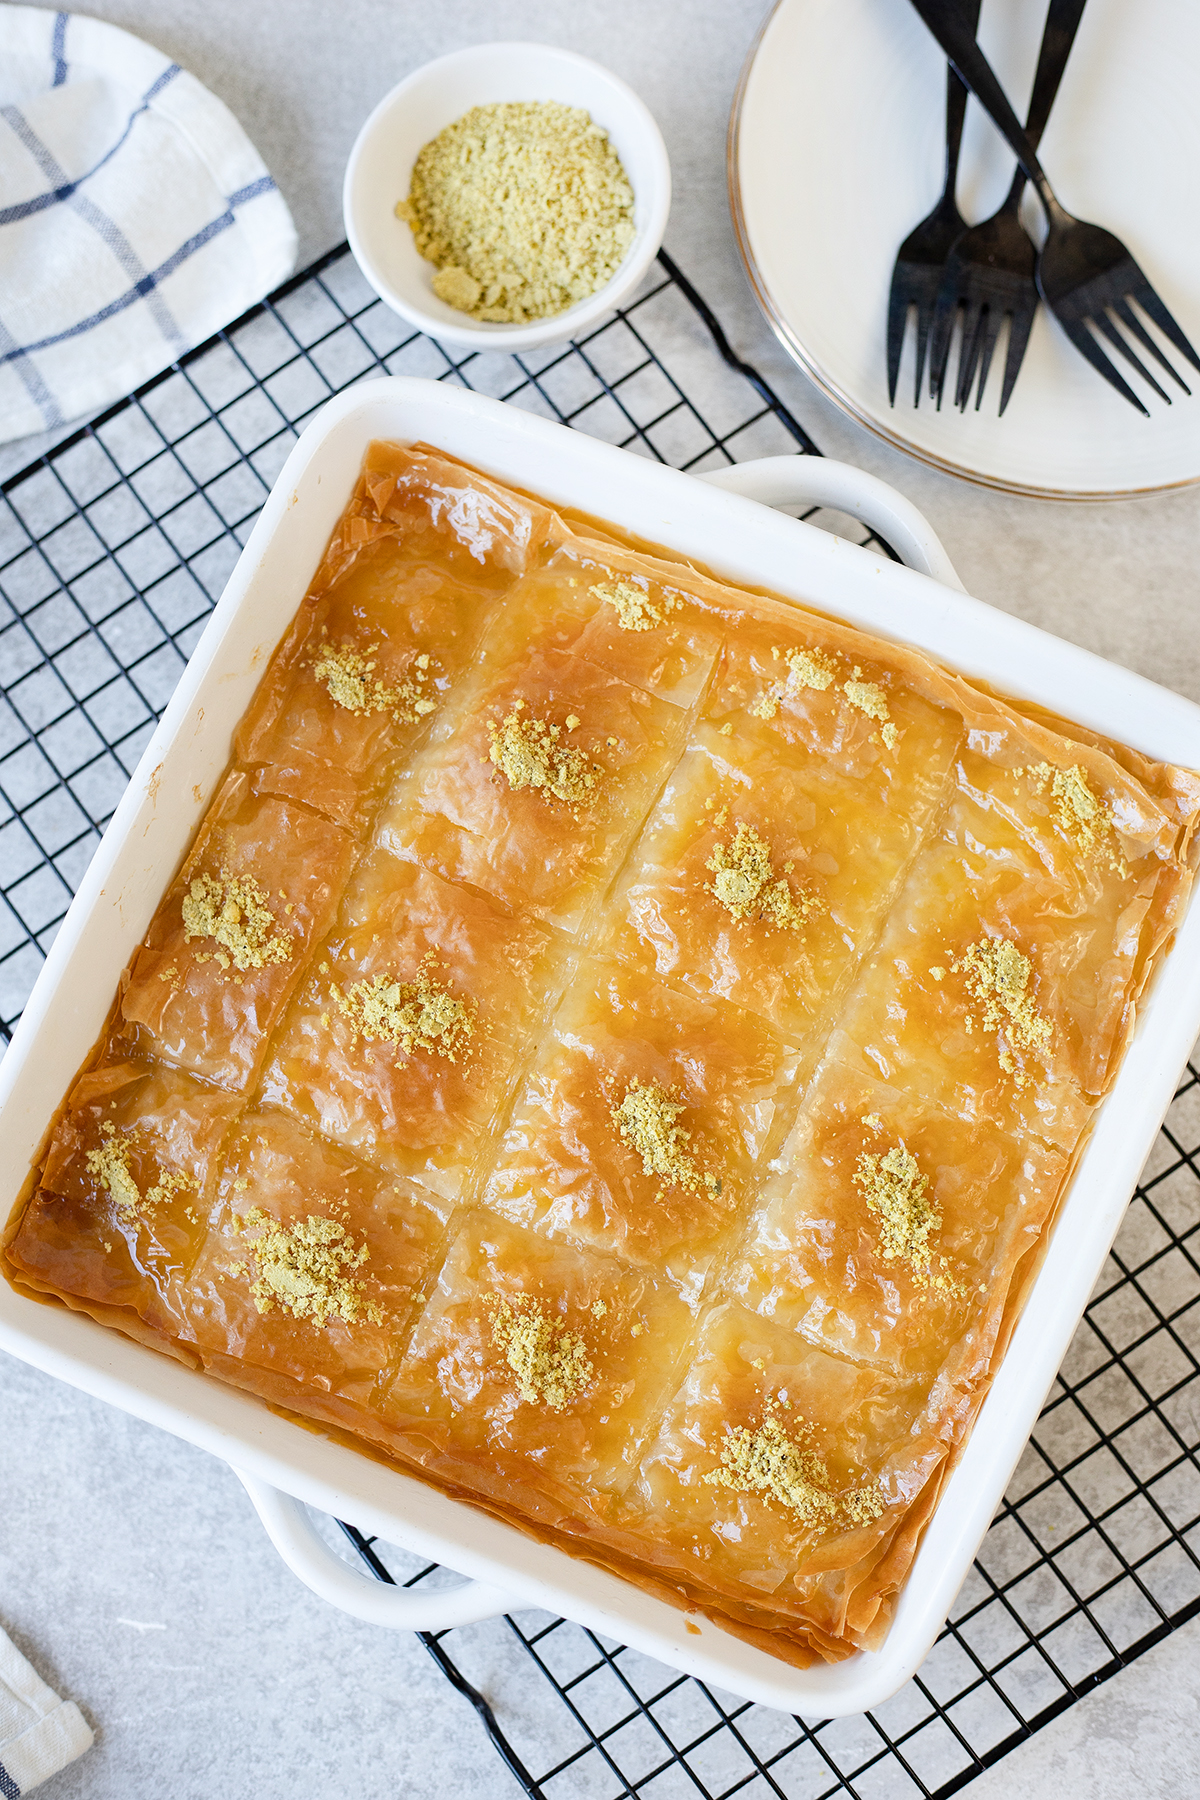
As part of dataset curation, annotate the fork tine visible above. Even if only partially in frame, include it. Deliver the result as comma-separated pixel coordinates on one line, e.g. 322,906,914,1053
969,307,1003,411
1130,281,1200,376
998,299,1036,416
912,297,933,409
954,302,985,410
886,280,908,406
1092,311,1172,404
1113,296,1191,394
1058,316,1150,416
928,281,960,406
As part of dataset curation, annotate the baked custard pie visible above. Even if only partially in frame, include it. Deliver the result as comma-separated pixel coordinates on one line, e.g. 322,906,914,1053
8,443,1199,1667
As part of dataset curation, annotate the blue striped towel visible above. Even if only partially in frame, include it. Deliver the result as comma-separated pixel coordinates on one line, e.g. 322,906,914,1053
0,4,297,445
0,1619,92,1795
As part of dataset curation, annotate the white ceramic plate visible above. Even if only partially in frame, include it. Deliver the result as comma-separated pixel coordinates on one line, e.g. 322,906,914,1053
730,0,1200,498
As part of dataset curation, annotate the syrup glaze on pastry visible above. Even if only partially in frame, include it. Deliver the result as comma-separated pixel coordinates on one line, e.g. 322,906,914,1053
8,441,1199,1669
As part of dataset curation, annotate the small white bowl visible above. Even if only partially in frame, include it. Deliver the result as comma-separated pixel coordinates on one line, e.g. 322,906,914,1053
343,42,672,353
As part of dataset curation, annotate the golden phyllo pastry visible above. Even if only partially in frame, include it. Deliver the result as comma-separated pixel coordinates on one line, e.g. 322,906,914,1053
8,441,1199,1670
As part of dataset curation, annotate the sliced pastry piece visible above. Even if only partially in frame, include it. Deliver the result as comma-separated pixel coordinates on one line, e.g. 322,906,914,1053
260,851,563,1205
954,734,1193,1044
380,1210,695,1518
118,772,356,1091
484,955,800,1298
836,742,1176,1151
237,536,497,831
730,1035,1068,1381
604,720,937,1059
347,441,556,585
702,613,962,796
7,1059,241,1341
618,1301,939,1647
378,645,690,934
482,534,722,709
179,1106,444,1405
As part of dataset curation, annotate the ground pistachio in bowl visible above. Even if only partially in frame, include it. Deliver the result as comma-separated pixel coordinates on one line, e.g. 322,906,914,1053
396,100,636,324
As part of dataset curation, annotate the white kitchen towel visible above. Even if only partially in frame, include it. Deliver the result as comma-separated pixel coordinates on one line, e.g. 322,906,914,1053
0,1623,92,1794
0,4,297,444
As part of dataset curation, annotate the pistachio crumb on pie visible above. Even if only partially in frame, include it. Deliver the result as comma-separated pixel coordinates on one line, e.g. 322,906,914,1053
487,701,604,807
234,1208,381,1328
853,1142,944,1290
951,936,1052,1081
181,869,295,973
705,819,824,932
85,1123,143,1220
1021,761,1130,876
611,1077,720,1197
590,578,678,632
330,956,476,1061
485,1292,594,1408
705,1402,886,1529
752,644,839,719
311,638,439,723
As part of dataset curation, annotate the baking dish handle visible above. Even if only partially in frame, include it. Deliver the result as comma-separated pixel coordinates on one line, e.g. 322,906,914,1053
698,456,966,591
233,1468,516,1630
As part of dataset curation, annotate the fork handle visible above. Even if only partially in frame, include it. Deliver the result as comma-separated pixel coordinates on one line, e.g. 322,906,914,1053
1025,0,1087,150
1002,0,1088,208
907,0,1059,216
939,0,980,198
941,61,970,197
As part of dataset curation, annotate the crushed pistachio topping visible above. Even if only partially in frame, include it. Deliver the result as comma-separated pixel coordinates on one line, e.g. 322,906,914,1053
330,955,475,1061
784,647,838,691
85,1123,143,1220
951,937,1052,1078
487,703,603,807
611,1078,720,1197
85,1122,194,1221
590,579,677,632
852,1143,949,1287
485,1293,594,1409
144,1167,195,1210
311,639,438,724
705,1402,885,1530
705,820,824,933
236,1208,380,1328
843,675,887,720
752,645,839,719
842,666,898,748
396,101,635,325
1023,762,1129,877
182,869,294,973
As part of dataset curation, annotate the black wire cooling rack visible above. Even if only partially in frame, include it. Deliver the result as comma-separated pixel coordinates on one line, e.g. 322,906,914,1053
3,244,1200,1800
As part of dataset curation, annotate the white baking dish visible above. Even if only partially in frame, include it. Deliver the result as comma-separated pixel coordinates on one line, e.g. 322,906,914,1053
3,379,1200,1719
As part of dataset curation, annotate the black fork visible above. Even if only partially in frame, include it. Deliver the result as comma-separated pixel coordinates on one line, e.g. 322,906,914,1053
909,0,1200,414
885,0,983,407
930,0,1088,415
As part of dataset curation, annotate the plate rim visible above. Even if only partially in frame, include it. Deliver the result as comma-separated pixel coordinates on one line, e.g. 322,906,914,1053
727,0,1200,504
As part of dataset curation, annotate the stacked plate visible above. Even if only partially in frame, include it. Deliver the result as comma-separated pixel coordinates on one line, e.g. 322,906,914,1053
730,0,1200,498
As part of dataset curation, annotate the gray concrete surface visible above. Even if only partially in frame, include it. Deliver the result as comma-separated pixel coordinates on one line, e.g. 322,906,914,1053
3,3,1199,1795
